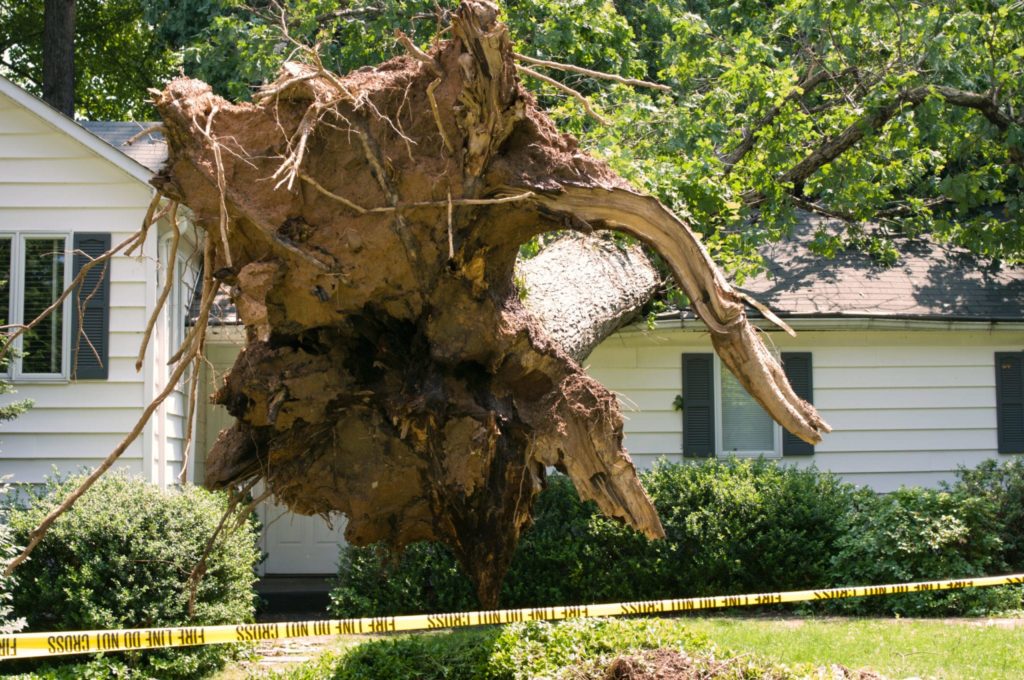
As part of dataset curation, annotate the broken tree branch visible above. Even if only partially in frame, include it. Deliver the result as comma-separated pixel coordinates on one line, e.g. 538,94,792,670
513,53,672,92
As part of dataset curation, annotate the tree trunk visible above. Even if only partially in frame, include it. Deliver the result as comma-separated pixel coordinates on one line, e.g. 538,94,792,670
152,1,829,605
517,234,660,363
42,0,75,116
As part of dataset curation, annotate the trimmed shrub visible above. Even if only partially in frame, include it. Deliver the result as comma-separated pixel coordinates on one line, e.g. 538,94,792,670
330,459,862,615
950,458,1024,571
641,458,860,597
0,480,26,635
330,541,477,617
828,487,1021,616
4,473,260,679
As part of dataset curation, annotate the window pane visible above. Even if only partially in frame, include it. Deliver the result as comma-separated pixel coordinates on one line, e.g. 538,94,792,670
22,238,65,374
721,367,773,452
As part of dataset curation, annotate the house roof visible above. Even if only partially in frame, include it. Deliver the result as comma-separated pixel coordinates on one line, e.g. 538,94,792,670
79,121,168,173
734,211,1024,322
0,74,157,184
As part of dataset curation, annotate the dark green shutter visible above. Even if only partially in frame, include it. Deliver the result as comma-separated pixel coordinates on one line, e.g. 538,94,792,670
682,353,715,458
781,352,814,456
70,233,110,380
996,352,1024,454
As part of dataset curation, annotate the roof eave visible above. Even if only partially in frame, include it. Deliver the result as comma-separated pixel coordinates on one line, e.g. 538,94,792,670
0,74,155,186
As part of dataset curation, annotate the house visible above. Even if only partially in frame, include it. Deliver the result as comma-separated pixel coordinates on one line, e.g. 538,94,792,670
3,70,1023,577
587,213,1024,491
0,74,200,490
0,74,345,576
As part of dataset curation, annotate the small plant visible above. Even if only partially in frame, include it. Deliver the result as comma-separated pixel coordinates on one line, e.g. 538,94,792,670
4,473,261,679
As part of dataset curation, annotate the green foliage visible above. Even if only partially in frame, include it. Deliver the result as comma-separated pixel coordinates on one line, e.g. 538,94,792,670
0,0,179,119
2,0,1021,263
828,487,1021,616
484,617,708,680
3,473,261,679
0,481,25,635
280,618,711,680
331,460,1024,619
330,460,861,615
330,540,477,617
950,458,1024,572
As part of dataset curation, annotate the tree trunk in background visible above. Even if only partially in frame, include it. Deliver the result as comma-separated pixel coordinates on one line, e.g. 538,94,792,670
42,0,75,116
153,1,829,606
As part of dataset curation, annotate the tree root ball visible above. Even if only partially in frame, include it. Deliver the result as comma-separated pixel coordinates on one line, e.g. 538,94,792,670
152,1,827,605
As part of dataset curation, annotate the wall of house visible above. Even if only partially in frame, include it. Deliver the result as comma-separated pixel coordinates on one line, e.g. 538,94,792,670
0,91,157,484
152,232,202,486
587,322,1024,492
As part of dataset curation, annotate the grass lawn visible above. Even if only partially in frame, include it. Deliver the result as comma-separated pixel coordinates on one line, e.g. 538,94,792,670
217,615,1024,679
681,616,1024,680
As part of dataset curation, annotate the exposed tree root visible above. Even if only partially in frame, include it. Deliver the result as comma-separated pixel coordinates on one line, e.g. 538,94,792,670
142,1,831,605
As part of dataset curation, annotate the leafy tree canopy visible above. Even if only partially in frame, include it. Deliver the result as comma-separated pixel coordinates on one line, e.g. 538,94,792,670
1,0,1021,267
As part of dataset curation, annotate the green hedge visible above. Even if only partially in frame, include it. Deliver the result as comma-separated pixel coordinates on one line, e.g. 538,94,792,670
0,480,25,635
829,486,1020,616
950,458,1024,572
330,458,1024,618
3,473,261,679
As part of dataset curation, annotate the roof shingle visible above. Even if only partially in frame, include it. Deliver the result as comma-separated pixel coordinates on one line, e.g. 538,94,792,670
738,211,1024,321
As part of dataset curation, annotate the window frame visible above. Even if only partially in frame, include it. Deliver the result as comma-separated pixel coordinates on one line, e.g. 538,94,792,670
1,232,73,382
712,356,782,459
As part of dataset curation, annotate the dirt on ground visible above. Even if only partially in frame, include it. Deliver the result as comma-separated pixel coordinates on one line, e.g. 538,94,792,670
603,648,885,680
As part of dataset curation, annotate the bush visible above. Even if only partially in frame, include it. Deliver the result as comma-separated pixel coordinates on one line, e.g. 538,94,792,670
330,541,477,617
828,486,1021,616
4,473,260,679
950,458,1024,572
330,459,862,616
0,480,26,635
285,618,710,680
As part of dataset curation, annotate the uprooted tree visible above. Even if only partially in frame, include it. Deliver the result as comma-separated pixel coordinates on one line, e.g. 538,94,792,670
151,1,829,605
4,1,830,604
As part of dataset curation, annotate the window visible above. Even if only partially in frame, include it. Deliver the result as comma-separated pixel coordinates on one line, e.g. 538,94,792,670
160,237,197,363
682,352,814,458
996,352,1024,454
0,232,110,381
0,234,70,379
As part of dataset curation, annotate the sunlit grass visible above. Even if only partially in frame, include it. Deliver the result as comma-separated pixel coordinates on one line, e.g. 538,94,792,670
684,616,1024,680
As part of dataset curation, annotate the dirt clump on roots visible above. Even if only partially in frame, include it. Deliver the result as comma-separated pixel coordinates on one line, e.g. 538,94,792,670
151,0,829,606
603,649,885,680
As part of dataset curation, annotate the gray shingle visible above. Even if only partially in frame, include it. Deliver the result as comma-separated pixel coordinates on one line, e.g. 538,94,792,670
737,211,1024,321
79,121,168,172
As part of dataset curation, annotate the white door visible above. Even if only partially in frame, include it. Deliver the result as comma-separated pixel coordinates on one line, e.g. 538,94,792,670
256,489,346,575
199,344,347,575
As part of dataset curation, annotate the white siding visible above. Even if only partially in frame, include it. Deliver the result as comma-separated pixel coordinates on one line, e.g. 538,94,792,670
0,90,166,485
587,326,1024,492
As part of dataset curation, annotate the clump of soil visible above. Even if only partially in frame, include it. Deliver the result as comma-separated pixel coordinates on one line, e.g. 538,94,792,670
604,649,885,680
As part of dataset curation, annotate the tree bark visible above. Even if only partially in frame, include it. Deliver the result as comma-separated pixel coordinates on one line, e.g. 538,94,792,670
42,0,75,116
517,234,660,363
152,1,829,605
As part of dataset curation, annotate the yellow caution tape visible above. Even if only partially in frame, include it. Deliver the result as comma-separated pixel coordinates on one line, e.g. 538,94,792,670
1,572,1022,660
